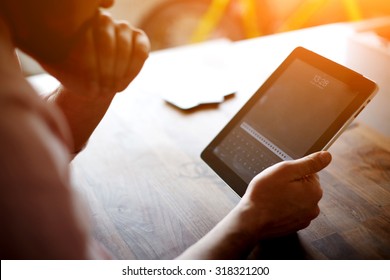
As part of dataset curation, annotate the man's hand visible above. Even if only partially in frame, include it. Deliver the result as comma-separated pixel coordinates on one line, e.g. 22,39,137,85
40,11,150,152
41,11,150,100
178,151,332,259
237,151,332,240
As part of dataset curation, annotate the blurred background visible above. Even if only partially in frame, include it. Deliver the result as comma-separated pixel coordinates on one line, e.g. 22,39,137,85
20,0,390,75
108,0,390,50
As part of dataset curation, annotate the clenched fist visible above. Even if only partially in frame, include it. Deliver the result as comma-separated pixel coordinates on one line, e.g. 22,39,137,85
42,10,150,100
40,11,150,152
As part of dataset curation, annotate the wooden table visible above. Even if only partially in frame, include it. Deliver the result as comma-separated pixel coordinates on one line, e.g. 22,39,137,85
251,122,390,260
32,21,390,259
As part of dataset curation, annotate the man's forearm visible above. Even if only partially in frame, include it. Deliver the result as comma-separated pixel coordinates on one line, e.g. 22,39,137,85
46,85,115,153
177,208,257,259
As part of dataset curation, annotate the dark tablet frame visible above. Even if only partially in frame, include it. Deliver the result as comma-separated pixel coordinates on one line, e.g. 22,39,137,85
201,46,378,197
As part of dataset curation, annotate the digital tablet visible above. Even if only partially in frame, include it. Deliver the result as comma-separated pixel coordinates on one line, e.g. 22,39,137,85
201,47,378,197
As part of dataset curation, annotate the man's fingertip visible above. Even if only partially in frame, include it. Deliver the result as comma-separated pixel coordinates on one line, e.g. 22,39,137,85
134,30,151,54
319,151,332,166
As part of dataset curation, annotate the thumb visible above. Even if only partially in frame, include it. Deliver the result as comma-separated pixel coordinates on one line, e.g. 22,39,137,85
289,151,332,179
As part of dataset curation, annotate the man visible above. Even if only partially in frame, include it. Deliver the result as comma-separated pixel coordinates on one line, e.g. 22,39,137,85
0,0,331,259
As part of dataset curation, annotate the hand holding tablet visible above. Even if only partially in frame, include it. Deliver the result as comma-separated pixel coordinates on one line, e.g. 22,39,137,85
202,47,378,196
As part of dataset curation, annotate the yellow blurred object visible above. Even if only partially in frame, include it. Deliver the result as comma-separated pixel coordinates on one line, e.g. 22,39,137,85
343,0,362,21
190,0,231,43
278,0,328,32
239,0,262,38
279,0,362,32
190,0,261,43
191,0,364,43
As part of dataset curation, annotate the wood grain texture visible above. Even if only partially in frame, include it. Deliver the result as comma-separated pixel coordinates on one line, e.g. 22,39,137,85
253,122,390,259
66,23,390,258
70,76,390,259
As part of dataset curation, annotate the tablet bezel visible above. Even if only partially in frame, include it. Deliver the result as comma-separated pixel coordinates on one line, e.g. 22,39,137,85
201,46,378,197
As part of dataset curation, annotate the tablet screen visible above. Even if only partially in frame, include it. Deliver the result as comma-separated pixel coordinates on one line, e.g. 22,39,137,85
242,59,357,158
